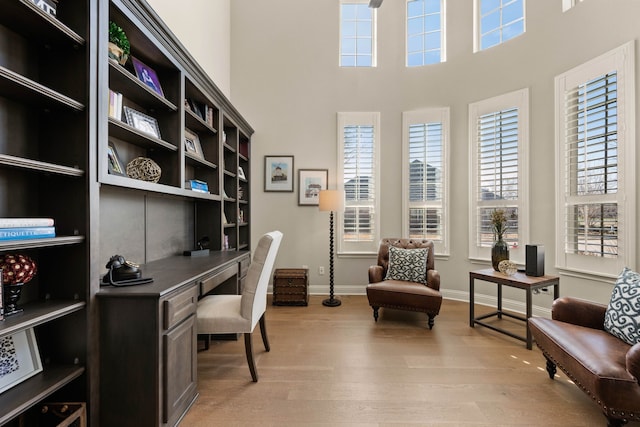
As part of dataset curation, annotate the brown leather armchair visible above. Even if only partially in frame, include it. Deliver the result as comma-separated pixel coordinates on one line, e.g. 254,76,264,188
529,297,640,427
366,238,442,329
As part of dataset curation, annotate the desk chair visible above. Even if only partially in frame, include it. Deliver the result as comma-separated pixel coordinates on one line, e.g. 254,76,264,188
197,230,283,382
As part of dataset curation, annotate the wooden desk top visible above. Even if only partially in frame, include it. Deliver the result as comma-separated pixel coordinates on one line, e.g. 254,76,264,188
470,268,559,290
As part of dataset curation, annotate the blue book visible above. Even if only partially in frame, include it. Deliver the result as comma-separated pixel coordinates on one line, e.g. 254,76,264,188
0,226,56,241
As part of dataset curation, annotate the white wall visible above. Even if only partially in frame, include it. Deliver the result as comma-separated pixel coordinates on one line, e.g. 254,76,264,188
149,0,640,310
227,0,640,309
147,0,231,97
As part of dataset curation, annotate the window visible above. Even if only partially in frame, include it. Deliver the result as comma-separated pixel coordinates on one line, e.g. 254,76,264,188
555,41,636,277
337,112,381,254
469,89,529,263
340,1,377,67
407,0,445,66
475,0,525,51
402,109,449,255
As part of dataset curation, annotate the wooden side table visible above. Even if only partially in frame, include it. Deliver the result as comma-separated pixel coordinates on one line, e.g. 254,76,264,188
469,268,559,349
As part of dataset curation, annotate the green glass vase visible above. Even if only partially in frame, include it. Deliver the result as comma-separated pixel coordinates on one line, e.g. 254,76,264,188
491,237,509,271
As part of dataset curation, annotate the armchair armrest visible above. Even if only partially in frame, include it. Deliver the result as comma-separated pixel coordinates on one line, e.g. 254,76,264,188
627,343,640,382
551,296,607,330
369,265,384,283
427,269,441,291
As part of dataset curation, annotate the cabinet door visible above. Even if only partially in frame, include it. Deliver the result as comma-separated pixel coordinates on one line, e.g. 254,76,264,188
163,314,197,425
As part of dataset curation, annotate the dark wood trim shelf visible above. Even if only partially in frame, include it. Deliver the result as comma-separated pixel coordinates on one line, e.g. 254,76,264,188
0,67,85,111
0,300,86,338
108,117,178,151
0,154,85,177
4,0,85,45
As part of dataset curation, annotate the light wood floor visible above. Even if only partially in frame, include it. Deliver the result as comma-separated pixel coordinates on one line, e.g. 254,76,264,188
181,296,639,426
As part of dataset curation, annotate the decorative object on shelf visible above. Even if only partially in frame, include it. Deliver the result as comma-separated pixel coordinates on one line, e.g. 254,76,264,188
319,190,344,307
123,107,161,139
238,166,246,180
31,0,58,17
0,328,43,394
131,57,164,97
223,234,229,250
186,99,205,120
183,236,210,257
498,259,517,276
108,21,130,66
298,169,328,206
0,254,37,316
238,186,244,200
107,143,126,176
184,128,204,159
186,179,208,193
39,402,87,426
490,208,510,271
126,157,161,183
264,155,294,192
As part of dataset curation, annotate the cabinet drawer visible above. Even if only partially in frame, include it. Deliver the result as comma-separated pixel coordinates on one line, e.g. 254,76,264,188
239,257,250,278
164,286,198,330
200,264,237,296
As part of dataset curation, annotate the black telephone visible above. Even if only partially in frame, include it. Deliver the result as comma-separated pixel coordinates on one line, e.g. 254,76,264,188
101,254,153,287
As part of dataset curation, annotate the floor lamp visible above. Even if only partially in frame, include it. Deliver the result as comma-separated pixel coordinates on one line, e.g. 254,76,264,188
319,190,343,307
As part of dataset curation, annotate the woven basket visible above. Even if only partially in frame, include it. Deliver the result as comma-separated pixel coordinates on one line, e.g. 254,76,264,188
126,157,161,183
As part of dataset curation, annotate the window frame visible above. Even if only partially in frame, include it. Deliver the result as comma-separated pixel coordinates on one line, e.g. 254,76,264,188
339,0,378,68
337,112,381,255
554,41,636,278
406,0,446,67
468,88,530,264
402,108,450,255
474,0,526,52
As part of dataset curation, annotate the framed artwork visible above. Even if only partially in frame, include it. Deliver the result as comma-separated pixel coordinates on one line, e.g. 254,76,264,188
264,155,294,192
107,143,126,176
124,107,161,139
298,169,328,206
184,128,204,159
0,328,43,394
131,56,164,97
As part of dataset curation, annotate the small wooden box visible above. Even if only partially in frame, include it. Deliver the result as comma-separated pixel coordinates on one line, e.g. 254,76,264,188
273,268,308,306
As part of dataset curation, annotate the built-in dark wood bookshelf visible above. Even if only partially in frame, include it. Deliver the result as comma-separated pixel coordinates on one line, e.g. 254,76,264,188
0,0,253,425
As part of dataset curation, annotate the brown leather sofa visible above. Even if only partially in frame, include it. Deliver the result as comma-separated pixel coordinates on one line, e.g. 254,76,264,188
366,238,442,329
529,297,640,427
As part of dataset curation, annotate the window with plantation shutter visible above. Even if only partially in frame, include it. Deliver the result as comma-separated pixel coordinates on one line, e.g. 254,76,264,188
469,89,529,264
555,41,635,277
402,109,449,255
337,112,380,254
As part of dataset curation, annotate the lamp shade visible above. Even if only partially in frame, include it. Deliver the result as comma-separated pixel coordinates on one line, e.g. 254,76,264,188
319,190,344,212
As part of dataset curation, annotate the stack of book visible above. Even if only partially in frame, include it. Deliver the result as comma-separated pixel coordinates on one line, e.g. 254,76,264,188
0,218,56,241
108,89,123,121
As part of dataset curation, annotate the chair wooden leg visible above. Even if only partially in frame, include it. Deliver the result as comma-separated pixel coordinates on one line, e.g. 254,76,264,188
244,332,258,382
545,357,557,380
606,416,627,427
427,314,435,330
259,313,270,352
372,306,379,322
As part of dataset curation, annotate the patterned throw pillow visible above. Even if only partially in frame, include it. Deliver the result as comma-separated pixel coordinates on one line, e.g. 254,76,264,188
604,267,640,346
384,246,428,284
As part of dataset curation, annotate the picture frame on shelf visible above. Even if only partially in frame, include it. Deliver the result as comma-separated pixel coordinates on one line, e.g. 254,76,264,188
184,128,204,159
264,155,294,192
131,56,164,97
0,328,43,394
107,143,126,176
298,169,328,206
238,166,246,180
124,107,161,139
186,99,205,120
30,0,58,17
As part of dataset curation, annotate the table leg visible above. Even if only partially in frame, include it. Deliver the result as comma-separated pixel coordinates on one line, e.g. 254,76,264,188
497,283,503,319
554,282,560,300
469,276,475,327
526,288,533,349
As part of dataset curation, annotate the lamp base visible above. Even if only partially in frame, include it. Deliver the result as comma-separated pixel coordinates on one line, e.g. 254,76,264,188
322,297,341,307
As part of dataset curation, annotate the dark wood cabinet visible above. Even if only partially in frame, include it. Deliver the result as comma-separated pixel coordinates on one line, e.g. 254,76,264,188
0,0,253,425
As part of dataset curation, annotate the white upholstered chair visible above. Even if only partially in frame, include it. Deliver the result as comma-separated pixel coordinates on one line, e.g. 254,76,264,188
197,230,283,382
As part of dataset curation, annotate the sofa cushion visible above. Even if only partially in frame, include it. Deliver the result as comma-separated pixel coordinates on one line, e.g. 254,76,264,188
384,246,427,284
604,267,640,346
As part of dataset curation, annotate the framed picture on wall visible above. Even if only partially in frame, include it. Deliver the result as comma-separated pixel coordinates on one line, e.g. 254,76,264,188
264,155,294,192
298,169,328,206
